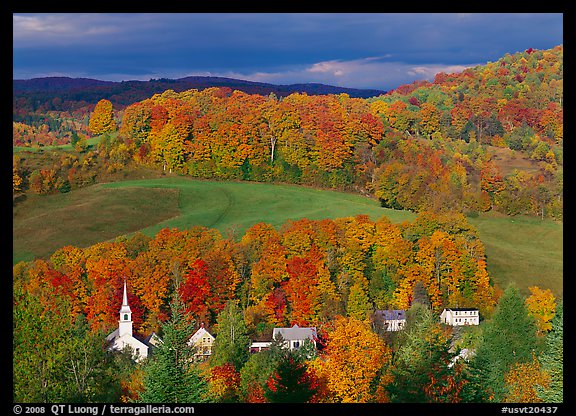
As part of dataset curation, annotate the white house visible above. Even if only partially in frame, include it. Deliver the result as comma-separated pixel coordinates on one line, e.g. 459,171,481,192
373,310,407,331
106,281,151,362
188,323,215,361
272,324,317,350
440,308,480,326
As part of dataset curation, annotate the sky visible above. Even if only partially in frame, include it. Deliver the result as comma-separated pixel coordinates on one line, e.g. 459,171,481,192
12,13,563,91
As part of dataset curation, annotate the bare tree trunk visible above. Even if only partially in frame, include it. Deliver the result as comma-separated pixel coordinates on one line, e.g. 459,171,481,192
270,136,277,163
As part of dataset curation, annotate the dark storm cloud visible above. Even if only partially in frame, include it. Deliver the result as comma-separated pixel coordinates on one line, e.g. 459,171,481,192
13,13,563,90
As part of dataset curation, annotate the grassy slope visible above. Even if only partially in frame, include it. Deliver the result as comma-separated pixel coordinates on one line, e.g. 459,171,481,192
12,185,180,263
13,177,414,263
470,212,563,296
12,177,562,297
101,177,416,235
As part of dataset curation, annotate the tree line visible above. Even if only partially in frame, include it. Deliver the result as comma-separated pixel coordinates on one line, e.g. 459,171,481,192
13,212,561,403
13,46,563,220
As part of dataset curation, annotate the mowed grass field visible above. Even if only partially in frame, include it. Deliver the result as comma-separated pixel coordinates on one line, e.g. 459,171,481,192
13,177,415,263
13,177,563,297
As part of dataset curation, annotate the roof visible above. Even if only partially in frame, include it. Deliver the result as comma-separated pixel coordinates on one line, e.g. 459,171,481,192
444,308,478,312
189,327,215,344
143,331,163,348
107,328,158,349
106,328,119,343
273,324,317,341
374,310,406,320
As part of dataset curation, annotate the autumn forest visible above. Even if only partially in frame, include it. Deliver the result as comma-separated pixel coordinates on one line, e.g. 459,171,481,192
12,45,563,406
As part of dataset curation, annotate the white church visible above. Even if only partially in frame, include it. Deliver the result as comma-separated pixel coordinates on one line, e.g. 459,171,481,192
106,280,159,362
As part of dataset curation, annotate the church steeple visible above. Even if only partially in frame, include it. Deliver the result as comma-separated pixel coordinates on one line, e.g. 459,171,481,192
119,279,133,338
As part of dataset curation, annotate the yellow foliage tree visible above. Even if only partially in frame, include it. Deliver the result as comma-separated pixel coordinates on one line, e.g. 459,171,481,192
89,99,116,136
525,286,556,334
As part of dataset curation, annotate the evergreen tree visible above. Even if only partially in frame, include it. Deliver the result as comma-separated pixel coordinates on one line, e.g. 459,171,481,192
462,286,541,402
264,350,317,403
139,289,207,403
70,130,80,147
210,300,251,371
388,303,462,402
536,301,563,403
239,348,277,402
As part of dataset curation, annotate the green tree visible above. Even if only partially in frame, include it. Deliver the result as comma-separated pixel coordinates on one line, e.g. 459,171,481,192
462,286,541,402
388,303,463,402
13,286,123,402
62,315,127,402
264,349,317,403
536,301,563,402
346,281,371,321
239,349,277,402
139,288,208,403
210,300,251,371
13,286,73,402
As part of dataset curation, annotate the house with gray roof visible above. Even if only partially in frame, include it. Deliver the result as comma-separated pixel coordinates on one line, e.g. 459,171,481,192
373,309,406,331
272,324,317,350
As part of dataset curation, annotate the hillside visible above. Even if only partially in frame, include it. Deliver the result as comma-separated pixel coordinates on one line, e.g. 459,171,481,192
13,46,563,223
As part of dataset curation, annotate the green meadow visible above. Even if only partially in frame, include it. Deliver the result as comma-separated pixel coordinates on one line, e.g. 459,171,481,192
13,177,562,297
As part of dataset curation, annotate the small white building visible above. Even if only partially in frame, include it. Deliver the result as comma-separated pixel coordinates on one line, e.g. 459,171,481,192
249,341,272,353
106,281,150,362
273,324,317,350
188,324,215,360
440,308,480,326
373,310,407,331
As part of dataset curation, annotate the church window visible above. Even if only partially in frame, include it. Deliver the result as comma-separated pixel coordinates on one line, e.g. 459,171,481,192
124,314,129,321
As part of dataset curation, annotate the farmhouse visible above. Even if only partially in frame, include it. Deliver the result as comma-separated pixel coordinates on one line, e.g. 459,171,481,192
106,281,157,362
273,324,317,350
188,323,215,361
373,309,407,331
440,308,480,326
249,324,318,353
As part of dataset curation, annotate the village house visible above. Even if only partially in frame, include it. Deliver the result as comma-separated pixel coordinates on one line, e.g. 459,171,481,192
188,323,215,361
373,309,407,331
440,308,480,326
106,280,158,362
273,324,317,350
249,324,318,353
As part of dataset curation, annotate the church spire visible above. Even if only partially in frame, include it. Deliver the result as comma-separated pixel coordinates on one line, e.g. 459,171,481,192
119,278,133,337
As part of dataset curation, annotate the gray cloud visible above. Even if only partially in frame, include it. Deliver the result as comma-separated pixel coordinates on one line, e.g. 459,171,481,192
13,13,563,90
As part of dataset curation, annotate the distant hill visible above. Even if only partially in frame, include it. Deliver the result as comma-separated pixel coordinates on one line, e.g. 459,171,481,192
13,75,386,110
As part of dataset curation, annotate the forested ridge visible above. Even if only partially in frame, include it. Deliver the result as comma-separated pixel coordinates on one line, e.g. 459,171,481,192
13,46,563,404
14,45,563,220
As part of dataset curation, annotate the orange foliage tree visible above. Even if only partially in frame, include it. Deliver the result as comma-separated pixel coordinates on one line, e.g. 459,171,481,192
312,316,393,402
